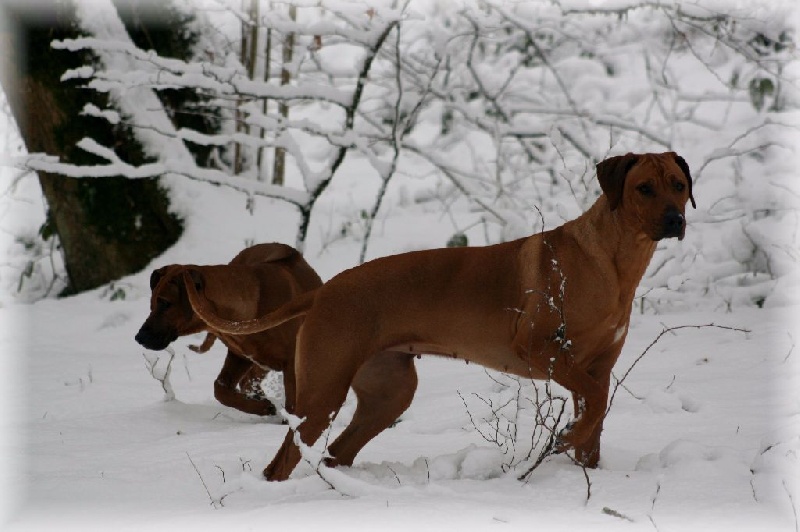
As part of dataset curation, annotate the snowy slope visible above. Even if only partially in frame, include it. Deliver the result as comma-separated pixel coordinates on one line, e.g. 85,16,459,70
1,181,798,531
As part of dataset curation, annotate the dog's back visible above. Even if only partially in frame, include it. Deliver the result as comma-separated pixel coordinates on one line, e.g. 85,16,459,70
231,243,322,295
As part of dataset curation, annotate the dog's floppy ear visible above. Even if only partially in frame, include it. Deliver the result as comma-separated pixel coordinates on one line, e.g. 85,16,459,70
671,153,697,209
596,153,639,211
149,266,169,291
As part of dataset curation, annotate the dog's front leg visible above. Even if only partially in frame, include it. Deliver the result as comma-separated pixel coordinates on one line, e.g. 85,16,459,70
563,377,609,468
512,332,605,464
556,352,618,468
215,353,276,416
548,360,605,461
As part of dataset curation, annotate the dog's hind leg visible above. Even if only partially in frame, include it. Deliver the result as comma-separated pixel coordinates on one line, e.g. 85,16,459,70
263,344,359,481
325,351,418,468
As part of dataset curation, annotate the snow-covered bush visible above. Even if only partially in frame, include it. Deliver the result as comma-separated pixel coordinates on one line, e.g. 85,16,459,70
9,0,799,309
400,1,798,311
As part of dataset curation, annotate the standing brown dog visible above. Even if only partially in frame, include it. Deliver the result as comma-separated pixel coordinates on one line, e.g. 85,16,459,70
187,152,695,481
135,243,321,416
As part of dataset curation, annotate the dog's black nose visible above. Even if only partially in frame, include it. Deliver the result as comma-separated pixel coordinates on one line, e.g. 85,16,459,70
134,329,151,348
662,210,685,238
135,327,169,351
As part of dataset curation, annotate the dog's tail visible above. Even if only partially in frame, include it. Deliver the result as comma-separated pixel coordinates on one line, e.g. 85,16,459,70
183,270,316,335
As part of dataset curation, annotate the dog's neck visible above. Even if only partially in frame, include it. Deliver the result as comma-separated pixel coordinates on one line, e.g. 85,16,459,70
568,195,657,301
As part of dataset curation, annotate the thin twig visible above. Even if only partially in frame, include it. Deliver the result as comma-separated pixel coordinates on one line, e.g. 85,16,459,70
186,452,223,509
783,333,795,364
785,480,799,532
517,398,567,482
387,465,401,485
607,323,750,416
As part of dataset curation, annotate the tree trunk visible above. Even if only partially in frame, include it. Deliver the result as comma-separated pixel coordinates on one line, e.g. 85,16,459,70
272,4,296,186
1,3,183,295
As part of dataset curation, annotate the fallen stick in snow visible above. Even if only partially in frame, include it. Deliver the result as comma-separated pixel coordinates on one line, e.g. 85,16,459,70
142,347,176,402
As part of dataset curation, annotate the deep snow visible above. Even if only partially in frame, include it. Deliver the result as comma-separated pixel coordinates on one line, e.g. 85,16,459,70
1,1,799,529
1,176,798,530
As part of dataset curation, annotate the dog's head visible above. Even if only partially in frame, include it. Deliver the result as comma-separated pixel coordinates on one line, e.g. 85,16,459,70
134,265,207,351
597,152,696,241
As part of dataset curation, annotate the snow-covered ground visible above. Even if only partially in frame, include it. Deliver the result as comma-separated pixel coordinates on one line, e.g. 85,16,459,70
1,1,799,528
1,167,798,531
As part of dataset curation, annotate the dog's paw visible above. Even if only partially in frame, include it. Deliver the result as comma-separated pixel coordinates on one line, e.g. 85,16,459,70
249,399,277,417
554,421,577,453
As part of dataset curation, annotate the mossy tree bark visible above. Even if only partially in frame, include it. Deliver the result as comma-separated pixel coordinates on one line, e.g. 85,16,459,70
1,3,188,295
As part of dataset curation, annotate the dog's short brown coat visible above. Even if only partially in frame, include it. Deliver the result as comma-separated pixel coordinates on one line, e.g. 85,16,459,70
135,243,321,415
188,152,695,481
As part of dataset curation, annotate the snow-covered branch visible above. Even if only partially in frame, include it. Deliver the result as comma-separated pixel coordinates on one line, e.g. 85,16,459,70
20,0,797,291
22,146,309,207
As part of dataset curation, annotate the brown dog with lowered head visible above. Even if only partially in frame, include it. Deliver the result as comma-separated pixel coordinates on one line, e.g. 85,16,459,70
186,152,695,481
135,243,321,416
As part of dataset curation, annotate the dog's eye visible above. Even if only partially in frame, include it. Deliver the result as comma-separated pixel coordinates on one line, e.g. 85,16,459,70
674,182,685,192
636,183,654,197
156,298,171,312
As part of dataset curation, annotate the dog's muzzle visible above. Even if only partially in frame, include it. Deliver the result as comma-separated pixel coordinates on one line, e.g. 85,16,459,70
135,325,176,351
660,210,686,240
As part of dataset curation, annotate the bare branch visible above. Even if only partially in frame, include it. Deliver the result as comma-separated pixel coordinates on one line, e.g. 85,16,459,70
185,452,224,509
607,323,750,416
